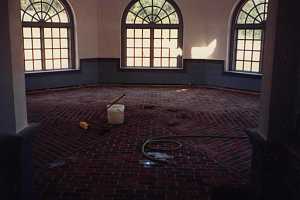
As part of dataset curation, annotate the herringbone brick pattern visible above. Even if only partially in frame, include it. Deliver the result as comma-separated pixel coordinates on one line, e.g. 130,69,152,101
27,86,260,200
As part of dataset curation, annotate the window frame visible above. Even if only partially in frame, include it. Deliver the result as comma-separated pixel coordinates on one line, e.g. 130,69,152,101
121,0,184,70
229,0,268,74
21,0,76,73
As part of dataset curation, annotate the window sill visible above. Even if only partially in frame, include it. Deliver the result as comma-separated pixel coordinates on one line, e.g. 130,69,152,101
223,71,263,79
25,69,80,75
120,67,184,72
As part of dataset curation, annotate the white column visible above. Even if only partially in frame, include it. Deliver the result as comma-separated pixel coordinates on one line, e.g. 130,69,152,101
0,0,28,134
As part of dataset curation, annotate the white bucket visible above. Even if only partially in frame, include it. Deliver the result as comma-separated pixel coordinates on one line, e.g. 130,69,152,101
107,104,125,125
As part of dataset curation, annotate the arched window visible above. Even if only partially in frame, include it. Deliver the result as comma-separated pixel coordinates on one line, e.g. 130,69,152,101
20,0,75,72
121,0,183,69
229,0,269,73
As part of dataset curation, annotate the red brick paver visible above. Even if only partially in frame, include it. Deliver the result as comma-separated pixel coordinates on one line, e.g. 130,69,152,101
27,86,260,200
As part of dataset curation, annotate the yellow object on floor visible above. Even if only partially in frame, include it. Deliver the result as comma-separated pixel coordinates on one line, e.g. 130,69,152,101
79,121,89,130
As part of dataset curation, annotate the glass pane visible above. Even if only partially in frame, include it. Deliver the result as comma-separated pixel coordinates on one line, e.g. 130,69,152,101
244,62,251,71
237,12,247,24
162,17,170,24
169,13,179,24
135,58,142,66
162,58,169,67
253,52,260,61
143,29,150,38
61,49,69,58
154,49,161,57
143,39,150,47
32,39,41,48
127,48,134,57
243,1,255,13
170,58,177,67
135,17,143,24
245,51,252,60
252,62,260,72
25,61,34,71
237,40,245,49
127,58,134,67
24,39,32,49
34,60,42,70
130,2,143,15
162,39,169,48
52,28,60,38
33,50,41,59
154,29,162,38
143,48,150,57
23,13,33,22
23,28,31,38
32,28,40,38
60,28,68,38
44,39,52,48
253,41,261,50
52,15,60,23
21,0,31,10
126,12,136,24
61,39,68,48
143,58,150,67
53,59,61,69
135,29,143,38
254,30,262,39
53,50,60,59
169,39,178,48
154,58,161,67
135,39,142,47
245,40,253,50
59,11,69,23
135,48,142,57
153,0,165,8
127,29,134,38
246,30,253,39
170,30,178,38
44,28,52,38
52,0,64,12
53,39,60,48
236,51,244,60
47,7,57,18
24,50,32,60
162,49,169,57
238,30,246,39
46,60,53,70
236,61,243,70
246,16,255,24
45,49,53,59
127,39,134,47
170,48,178,57
61,59,69,68
162,29,169,39
163,2,176,15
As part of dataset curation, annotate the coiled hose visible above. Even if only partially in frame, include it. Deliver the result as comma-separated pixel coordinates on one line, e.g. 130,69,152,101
142,135,248,164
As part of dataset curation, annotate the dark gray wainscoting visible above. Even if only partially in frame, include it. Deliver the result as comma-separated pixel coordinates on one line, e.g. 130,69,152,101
25,58,262,91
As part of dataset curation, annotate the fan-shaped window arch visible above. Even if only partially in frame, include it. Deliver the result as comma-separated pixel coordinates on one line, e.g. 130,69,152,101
229,0,269,73
121,0,183,69
21,0,75,72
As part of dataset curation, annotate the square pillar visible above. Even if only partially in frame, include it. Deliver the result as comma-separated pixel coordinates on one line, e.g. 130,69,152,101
0,0,27,135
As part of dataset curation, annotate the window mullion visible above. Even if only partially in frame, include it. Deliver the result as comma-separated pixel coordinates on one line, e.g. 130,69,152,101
150,28,154,68
41,27,46,70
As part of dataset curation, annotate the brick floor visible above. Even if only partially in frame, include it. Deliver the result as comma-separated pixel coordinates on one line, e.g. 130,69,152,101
27,86,260,200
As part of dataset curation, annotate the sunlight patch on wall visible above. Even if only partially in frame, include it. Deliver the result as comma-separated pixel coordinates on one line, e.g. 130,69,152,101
191,39,217,59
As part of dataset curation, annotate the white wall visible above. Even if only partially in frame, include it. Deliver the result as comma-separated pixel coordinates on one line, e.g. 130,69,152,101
68,0,239,60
